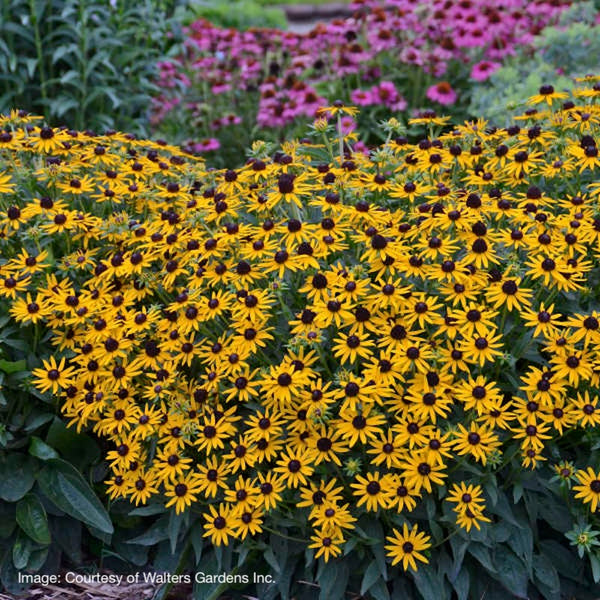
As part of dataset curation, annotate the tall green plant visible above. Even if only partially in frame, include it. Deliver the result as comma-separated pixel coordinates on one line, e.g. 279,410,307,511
0,0,188,135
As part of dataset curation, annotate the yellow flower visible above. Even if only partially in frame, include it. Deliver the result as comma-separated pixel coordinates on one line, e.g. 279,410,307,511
384,522,431,571
574,468,600,512
31,356,76,394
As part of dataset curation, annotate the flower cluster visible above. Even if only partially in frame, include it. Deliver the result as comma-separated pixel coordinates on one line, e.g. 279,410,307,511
152,0,574,158
1,79,600,572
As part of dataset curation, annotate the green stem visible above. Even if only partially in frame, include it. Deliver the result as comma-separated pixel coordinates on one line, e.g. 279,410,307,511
431,526,459,549
78,0,88,130
321,131,335,163
337,113,344,162
262,525,308,544
29,0,48,117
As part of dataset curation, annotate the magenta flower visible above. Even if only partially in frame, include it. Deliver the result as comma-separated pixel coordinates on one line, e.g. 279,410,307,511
372,81,407,110
470,60,502,82
350,89,375,106
352,140,370,156
340,115,357,136
189,138,220,153
426,82,457,106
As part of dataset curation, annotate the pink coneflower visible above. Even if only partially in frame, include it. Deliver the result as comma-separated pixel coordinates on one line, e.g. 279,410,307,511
352,140,370,156
350,88,374,106
470,60,501,82
211,83,231,95
340,115,357,135
426,81,457,106
372,81,408,111
189,138,220,153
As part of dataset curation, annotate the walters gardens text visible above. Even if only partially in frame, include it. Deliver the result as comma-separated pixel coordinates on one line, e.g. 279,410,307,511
18,571,276,586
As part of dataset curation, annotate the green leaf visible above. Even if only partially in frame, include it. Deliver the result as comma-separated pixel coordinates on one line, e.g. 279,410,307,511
0,546,29,595
468,543,496,573
27,546,49,572
361,559,380,596
449,536,468,580
507,523,533,571
360,516,387,578
191,520,204,565
489,492,520,527
452,568,469,600
536,494,572,533
0,454,35,502
16,494,50,545
263,547,280,574
0,502,16,539
51,516,82,564
128,503,166,516
369,577,391,600
169,510,185,554
492,547,528,598
491,522,511,544
589,554,600,584
126,515,169,546
538,540,581,580
29,436,59,460
318,560,349,600
0,359,26,374
412,566,446,600
23,412,54,433
533,554,560,593
12,530,31,570
513,481,524,503
45,418,100,471
37,459,113,534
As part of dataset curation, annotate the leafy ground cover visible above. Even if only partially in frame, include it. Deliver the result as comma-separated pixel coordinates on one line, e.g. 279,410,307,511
0,77,600,598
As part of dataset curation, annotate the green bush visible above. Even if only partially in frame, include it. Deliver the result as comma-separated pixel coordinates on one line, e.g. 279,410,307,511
0,0,188,135
469,1,600,126
0,320,114,593
2,78,600,598
186,0,287,29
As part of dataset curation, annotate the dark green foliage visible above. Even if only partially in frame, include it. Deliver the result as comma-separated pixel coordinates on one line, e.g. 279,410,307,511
0,0,187,135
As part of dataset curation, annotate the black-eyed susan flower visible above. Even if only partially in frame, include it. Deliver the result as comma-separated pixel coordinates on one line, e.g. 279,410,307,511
400,452,447,494
202,503,238,546
253,472,284,512
572,392,600,428
452,423,501,465
312,502,356,533
336,405,387,447
384,522,431,571
196,456,230,499
573,468,600,512
351,472,391,512
273,447,314,488
309,528,344,562
31,356,76,394
128,469,160,506
233,507,264,540
164,472,203,514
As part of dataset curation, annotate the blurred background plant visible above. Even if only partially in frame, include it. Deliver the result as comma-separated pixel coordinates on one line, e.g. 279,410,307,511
0,0,191,136
469,1,600,126
149,0,577,167
185,0,287,30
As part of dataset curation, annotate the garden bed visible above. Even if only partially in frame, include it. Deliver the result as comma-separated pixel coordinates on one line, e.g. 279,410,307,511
1,2,600,600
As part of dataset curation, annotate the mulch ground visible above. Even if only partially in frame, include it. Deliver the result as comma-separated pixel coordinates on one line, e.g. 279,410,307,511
0,578,197,600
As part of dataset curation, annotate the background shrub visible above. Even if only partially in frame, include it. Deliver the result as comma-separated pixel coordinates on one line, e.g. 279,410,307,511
184,1,287,30
469,1,600,125
0,0,189,135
